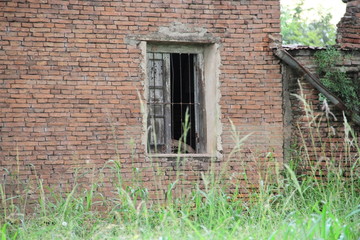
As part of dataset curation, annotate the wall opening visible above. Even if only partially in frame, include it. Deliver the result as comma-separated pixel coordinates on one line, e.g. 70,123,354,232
171,53,196,152
144,42,221,157
147,52,203,154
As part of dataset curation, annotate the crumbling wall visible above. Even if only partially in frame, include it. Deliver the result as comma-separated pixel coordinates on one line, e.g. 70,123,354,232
283,48,360,177
337,0,360,49
0,0,282,203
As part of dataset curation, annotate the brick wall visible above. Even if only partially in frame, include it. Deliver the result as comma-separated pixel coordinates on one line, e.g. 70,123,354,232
0,0,282,202
283,48,360,178
337,0,360,49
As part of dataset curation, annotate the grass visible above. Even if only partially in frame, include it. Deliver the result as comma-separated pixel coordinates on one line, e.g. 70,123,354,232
1,96,359,239
1,164,358,240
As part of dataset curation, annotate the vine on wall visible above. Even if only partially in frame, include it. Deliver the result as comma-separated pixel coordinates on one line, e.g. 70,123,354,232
314,48,360,112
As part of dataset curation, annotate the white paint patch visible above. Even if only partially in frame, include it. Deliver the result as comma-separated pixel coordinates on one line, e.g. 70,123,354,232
158,22,207,38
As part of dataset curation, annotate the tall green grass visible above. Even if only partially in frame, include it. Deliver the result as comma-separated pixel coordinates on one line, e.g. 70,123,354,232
1,93,359,239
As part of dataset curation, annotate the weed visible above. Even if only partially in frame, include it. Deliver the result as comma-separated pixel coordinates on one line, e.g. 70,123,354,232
0,95,359,239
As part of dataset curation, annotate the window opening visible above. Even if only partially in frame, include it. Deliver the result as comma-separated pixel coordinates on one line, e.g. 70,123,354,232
147,52,202,154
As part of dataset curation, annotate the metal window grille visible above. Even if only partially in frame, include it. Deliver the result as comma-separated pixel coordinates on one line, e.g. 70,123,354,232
147,52,203,154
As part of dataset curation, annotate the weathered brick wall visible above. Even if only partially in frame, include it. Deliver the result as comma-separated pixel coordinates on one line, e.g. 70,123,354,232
0,0,282,202
283,48,360,177
337,0,360,49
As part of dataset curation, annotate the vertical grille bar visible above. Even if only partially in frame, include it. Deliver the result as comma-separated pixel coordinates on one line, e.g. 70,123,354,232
188,53,192,148
179,53,183,137
171,53,174,148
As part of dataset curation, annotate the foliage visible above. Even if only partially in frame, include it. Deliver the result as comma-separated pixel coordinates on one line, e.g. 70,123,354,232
281,0,336,47
1,108,359,239
1,169,359,238
314,47,360,111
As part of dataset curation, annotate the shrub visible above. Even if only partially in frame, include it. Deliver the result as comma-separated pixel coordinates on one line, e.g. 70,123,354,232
315,48,360,111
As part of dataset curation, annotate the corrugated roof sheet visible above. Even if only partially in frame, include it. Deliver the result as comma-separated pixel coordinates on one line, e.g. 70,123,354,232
282,44,327,50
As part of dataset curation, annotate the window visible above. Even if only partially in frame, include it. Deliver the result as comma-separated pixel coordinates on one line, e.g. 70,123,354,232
146,46,206,154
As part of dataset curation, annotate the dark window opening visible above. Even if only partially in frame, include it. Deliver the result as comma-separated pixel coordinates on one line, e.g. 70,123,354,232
147,52,203,154
171,53,196,153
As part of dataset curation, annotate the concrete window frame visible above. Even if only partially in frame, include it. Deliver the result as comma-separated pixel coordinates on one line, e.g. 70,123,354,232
140,42,222,158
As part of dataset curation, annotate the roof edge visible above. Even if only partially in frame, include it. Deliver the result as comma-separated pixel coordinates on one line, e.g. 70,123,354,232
274,48,360,126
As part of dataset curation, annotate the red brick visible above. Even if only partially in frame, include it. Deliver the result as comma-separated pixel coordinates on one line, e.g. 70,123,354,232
0,0,284,202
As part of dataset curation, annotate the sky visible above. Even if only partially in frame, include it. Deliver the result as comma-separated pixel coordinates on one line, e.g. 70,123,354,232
280,0,347,25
